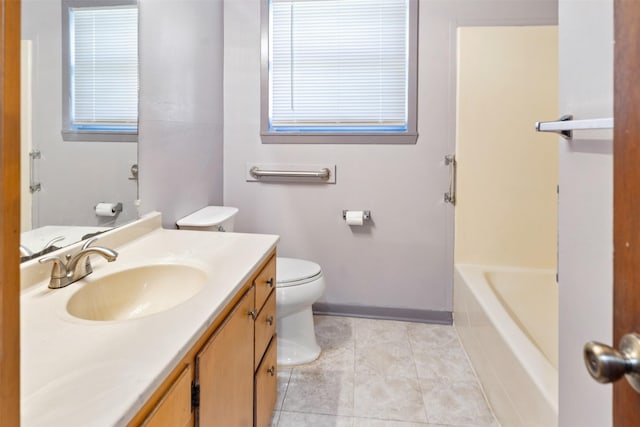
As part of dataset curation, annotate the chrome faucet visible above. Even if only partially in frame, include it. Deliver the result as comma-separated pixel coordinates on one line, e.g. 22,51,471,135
39,237,118,289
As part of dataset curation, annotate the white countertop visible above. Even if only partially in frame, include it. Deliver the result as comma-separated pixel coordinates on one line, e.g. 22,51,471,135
20,214,278,426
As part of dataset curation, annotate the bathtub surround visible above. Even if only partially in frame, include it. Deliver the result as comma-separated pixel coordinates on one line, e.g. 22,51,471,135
453,26,559,425
455,26,559,270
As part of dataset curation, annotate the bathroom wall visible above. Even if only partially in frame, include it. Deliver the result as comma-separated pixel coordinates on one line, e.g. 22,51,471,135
21,1,137,228
138,0,224,228
455,26,559,269
557,0,613,425
223,0,557,316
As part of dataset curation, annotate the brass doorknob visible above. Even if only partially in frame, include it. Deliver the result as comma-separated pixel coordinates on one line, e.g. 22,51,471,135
584,333,640,392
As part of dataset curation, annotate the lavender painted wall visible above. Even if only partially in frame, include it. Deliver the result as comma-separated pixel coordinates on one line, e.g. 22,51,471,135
138,0,224,228
558,1,613,425
223,0,557,314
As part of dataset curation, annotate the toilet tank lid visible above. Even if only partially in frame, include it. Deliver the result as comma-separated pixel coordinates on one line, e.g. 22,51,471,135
277,257,322,284
176,206,239,228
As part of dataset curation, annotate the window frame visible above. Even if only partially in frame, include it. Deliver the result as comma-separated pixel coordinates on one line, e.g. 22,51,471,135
61,0,139,143
260,0,419,144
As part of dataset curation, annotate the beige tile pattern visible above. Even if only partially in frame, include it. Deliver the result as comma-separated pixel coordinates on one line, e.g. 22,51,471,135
273,316,499,427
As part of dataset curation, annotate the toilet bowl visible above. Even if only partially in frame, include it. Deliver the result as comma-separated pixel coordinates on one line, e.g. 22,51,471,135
176,206,325,366
276,257,325,366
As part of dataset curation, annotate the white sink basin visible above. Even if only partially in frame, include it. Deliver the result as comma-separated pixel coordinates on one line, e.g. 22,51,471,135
66,264,207,321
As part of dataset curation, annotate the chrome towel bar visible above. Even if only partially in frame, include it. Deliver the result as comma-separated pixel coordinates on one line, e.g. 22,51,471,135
535,114,613,140
249,167,331,180
444,154,456,205
29,150,41,193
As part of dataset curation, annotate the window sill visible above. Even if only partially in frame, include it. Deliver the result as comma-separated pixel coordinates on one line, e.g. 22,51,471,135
260,132,418,144
62,130,138,143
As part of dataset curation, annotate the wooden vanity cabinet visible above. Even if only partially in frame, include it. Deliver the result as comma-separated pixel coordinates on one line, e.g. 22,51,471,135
129,252,278,427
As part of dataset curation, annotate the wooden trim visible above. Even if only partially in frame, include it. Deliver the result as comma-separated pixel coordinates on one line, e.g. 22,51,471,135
126,251,276,426
0,0,21,425
613,1,640,425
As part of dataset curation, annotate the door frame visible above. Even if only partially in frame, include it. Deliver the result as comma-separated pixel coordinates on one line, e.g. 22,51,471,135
613,0,640,424
0,0,21,425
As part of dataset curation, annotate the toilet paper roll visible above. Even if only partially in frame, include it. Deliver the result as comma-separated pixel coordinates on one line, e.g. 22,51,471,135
95,203,120,217
345,210,365,226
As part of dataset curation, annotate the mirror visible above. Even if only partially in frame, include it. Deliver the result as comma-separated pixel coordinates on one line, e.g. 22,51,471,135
19,0,139,262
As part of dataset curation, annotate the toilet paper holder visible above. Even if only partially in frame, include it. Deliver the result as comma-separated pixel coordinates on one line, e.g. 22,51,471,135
95,202,123,216
342,210,371,221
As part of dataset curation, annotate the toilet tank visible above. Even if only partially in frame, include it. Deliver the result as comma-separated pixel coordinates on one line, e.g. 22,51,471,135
176,206,239,232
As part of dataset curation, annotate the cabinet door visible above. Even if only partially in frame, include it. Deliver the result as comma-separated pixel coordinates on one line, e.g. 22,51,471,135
255,338,278,427
142,365,193,427
196,287,255,427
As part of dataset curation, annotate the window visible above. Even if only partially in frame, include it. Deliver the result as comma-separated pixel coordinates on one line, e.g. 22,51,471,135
62,0,138,142
261,0,418,144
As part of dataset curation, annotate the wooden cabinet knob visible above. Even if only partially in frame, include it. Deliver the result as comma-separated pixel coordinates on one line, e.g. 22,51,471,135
266,316,274,326
248,310,258,320
267,366,275,376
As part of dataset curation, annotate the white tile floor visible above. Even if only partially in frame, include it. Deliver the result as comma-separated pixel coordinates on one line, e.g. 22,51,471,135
271,316,499,427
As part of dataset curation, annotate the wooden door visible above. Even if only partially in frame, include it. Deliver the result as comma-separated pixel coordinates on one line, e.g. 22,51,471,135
254,338,277,427
141,365,193,427
614,0,640,424
0,0,21,425
196,287,254,427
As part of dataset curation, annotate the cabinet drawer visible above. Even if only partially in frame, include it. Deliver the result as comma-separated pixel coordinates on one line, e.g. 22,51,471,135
255,338,278,427
142,365,193,427
254,256,276,312
254,290,276,370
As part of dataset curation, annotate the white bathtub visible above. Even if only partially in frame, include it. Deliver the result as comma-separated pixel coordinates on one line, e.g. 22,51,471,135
454,264,558,427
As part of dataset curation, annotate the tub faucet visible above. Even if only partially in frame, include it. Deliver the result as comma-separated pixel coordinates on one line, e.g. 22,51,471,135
39,237,118,289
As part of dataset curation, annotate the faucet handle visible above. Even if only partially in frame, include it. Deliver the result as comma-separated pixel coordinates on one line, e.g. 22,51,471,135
82,237,99,250
44,236,65,249
39,255,67,273
80,237,99,273
74,237,117,278
39,256,70,289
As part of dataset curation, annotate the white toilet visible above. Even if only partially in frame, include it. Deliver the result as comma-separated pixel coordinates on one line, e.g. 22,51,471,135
176,206,325,366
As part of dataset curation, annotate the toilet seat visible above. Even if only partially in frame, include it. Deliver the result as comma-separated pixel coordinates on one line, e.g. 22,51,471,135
176,206,238,228
276,257,322,288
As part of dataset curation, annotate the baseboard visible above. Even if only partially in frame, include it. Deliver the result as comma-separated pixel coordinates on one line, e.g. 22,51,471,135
312,302,452,325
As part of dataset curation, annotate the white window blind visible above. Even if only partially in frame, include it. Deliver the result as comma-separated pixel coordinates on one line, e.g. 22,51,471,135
269,0,409,133
70,5,138,131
